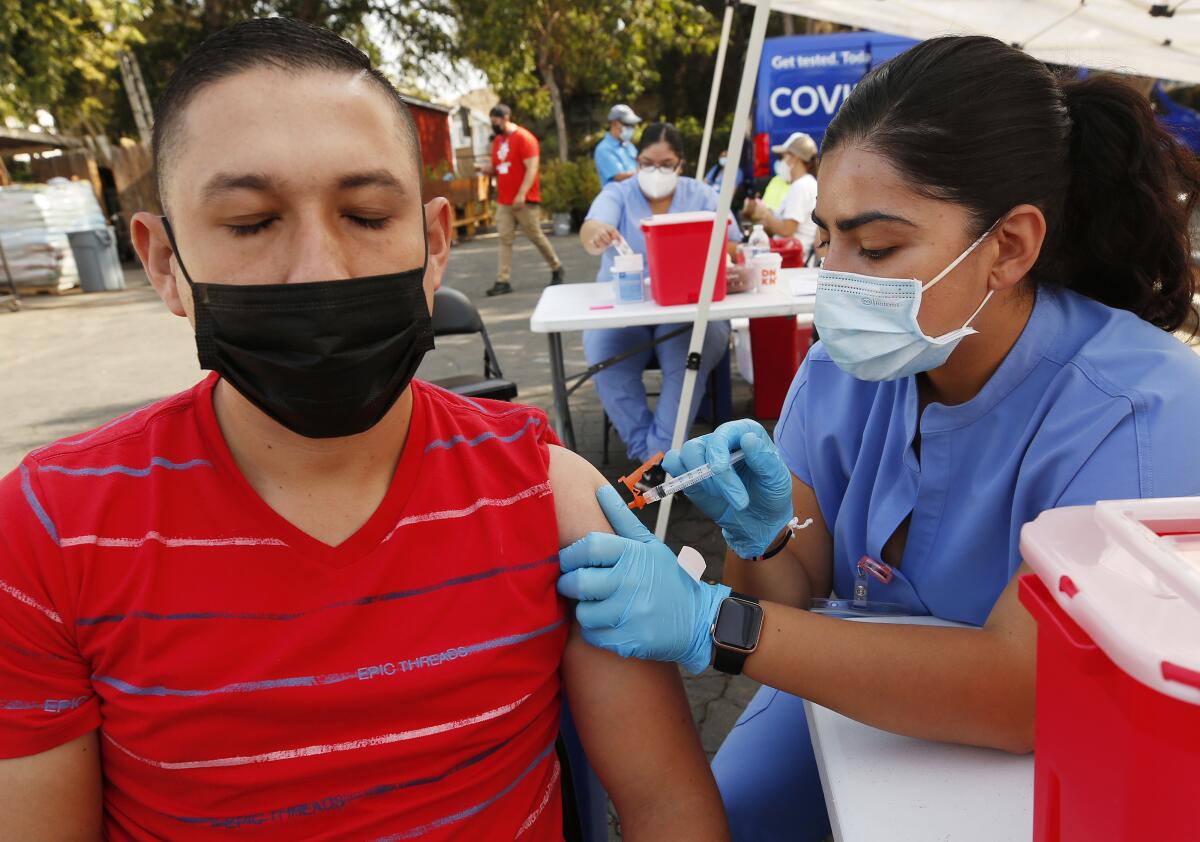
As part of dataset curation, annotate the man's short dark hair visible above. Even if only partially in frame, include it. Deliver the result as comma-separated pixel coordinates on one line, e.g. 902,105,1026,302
152,17,421,205
489,104,512,120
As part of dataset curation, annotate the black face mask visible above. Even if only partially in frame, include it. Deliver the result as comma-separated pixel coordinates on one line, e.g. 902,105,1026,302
491,123,503,139
161,217,435,439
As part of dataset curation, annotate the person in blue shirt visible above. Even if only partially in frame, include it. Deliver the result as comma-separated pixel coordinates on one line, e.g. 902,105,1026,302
556,36,1200,841
579,122,743,484
594,104,641,186
704,150,744,193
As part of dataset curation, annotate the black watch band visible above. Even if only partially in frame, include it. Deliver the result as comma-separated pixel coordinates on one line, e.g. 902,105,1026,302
713,641,750,675
711,592,763,676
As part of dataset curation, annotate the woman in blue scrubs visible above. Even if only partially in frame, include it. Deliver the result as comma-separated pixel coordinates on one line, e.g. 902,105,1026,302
558,36,1200,840
579,123,742,479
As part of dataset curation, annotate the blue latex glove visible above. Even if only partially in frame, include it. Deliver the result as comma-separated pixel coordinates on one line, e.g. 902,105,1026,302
662,419,794,559
558,484,731,675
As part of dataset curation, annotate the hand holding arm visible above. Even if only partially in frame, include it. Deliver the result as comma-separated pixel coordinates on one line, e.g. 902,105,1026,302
558,485,731,675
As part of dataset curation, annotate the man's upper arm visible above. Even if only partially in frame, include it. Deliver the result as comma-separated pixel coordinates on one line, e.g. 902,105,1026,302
0,462,103,837
547,446,728,839
0,731,102,840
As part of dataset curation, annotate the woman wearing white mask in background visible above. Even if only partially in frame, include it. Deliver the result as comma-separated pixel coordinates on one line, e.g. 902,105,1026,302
744,131,820,260
580,123,743,488
558,37,1200,841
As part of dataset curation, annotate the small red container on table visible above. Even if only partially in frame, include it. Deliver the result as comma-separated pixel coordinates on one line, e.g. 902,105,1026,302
1019,498,1200,842
640,212,729,306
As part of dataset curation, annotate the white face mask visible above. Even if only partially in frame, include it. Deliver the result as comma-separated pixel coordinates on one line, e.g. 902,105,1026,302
813,221,999,382
774,159,792,182
638,168,678,200
620,126,635,143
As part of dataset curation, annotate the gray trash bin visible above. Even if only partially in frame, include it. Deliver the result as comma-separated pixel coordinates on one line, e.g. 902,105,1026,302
68,226,125,292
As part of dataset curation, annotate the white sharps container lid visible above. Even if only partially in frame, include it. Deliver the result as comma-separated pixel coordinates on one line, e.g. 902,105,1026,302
1020,497,1200,705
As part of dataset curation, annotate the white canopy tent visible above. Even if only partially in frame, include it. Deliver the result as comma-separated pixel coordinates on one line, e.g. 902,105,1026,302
657,0,1200,538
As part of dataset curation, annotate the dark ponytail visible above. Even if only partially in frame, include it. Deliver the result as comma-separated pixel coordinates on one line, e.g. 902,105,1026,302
1058,77,1199,332
823,36,1200,333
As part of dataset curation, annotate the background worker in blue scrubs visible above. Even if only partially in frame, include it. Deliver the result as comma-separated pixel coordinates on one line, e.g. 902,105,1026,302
704,149,744,193
594,103,642,186
558,36,1200,841
579,122,742,485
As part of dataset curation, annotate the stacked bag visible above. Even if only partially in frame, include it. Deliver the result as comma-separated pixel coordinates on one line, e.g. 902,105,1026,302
0,179,106,292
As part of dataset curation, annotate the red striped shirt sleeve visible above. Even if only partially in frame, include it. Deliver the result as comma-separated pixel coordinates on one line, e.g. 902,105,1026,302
0,459,100,758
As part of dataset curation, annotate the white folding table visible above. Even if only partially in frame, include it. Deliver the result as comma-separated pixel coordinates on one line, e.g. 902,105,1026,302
805,616,1035,841
528,269,817,449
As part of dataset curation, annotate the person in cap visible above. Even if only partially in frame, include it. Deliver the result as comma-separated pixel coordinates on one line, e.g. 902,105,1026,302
745,131,820,259
594,104,642,186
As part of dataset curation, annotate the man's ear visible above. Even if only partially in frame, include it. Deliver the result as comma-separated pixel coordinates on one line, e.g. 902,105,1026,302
988,204,1046,293
131,212,187,317
423,197,452,295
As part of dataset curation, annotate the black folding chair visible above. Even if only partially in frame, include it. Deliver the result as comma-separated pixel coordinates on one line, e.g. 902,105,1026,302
429,286,517,402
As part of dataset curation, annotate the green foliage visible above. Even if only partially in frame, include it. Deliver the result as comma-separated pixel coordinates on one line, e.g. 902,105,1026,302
450,0,720,156
117,1,455,139
1,0,459,138
0,0,148,133
672,112,735,171
2,0,735,156
540,157,601,215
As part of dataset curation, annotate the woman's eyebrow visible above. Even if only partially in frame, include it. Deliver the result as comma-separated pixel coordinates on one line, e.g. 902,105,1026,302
812,210,916,231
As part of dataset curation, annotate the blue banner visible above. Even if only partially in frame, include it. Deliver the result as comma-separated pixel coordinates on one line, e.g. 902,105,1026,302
755,32,917,152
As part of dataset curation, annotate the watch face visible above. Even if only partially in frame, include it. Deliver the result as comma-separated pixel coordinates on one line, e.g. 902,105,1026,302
714,598,762,651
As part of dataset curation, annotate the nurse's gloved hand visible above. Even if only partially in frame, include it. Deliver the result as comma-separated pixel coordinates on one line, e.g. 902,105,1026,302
558,485,731,675
663,419,794,559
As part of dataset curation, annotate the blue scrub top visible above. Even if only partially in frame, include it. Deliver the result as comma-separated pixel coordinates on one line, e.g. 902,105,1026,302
585,176,743,282
775,287,1200,626
594,133,638,186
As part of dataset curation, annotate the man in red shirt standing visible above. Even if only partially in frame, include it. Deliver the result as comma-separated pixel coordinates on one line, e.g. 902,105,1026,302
0,18,728,841
478,104,563,297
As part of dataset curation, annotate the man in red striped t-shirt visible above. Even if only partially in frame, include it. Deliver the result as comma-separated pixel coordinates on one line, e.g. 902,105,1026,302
0,18,727,841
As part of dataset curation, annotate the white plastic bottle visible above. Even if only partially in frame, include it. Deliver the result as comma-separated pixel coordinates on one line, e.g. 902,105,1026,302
612,253,646,305
747,224,770,259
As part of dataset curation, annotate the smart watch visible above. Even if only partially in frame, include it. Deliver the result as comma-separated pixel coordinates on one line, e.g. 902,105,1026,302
711,592,763,675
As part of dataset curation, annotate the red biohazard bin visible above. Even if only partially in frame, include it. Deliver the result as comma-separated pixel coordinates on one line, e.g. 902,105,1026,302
1019,499,1200,842
640,212,729,306
748,238,811,418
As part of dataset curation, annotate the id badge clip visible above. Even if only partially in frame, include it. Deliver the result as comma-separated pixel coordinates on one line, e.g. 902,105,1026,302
853,556,894,604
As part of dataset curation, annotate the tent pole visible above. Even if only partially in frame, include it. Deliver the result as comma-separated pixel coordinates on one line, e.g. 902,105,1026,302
655,0,774,541
696,0,737,180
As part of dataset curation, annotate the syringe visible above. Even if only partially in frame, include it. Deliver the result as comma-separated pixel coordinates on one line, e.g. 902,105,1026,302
625,452,746,509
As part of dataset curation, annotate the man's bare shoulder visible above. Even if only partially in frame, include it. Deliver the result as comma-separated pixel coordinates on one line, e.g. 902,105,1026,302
546,445,613,547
